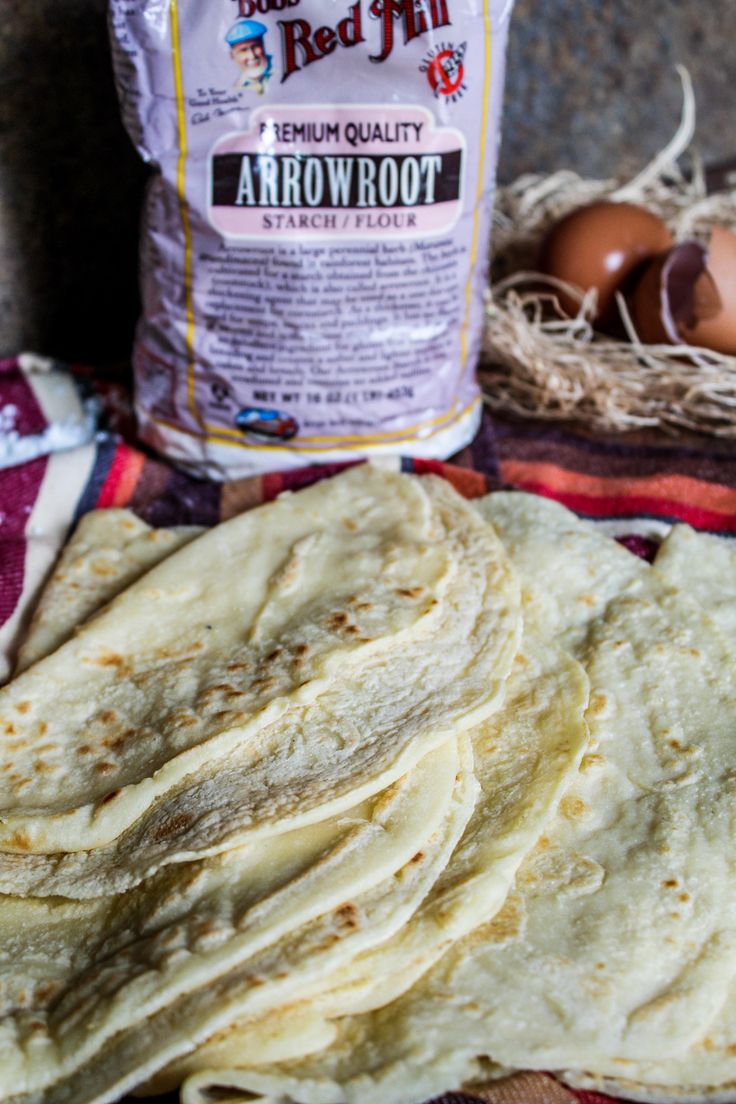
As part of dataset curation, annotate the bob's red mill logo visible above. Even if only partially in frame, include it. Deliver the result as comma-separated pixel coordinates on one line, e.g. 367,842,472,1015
232,0,452,77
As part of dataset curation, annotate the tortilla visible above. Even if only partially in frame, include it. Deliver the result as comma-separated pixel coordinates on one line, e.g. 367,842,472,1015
139,1009,340,1095
474,491,649,652
0,734,476,1101
174,494,736,1104
14,511,204,675
563,1064,736,1104
388,497,736,1071
146,629,588,1098
0,467,521,865
551,523,736,1103
654,522,736,639
1,492,591,1104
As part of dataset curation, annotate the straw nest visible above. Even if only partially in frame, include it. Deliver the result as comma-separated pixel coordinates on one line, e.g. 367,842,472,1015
480,68,736,436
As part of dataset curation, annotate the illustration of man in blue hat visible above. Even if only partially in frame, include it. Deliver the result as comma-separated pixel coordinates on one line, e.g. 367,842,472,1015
226,18,273,94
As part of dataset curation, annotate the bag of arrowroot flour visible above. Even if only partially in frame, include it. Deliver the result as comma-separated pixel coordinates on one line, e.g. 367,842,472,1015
109,0,515,478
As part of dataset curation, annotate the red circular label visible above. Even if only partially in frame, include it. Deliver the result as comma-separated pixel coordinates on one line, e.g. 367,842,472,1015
427,50,464,96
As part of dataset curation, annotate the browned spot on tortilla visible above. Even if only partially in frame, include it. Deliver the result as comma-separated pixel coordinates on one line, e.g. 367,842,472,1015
8,831,32,851
581,753,605,771
212,710,247,727
226,690,246,700
253,677,276,690
588,692,609,716
36,721,48,737
671,911,681,920
396,586,424,599
560,796,589,820
91,651,128,669
513,652,528,666
668,738,682,750
100,789,122,805
152,812,195,841
77,745,94,756
334,903,359,930
596,962,606,970
345,625,360,635
295,643,310,656
326,611,349,630
167,711,199,728
91,561,116,577
4,723,15,736
679,892,691,902
15,702,31,715
355,602,373,611
212,710,237,724
227,662,251,672
342,518,357,531
409,851,424,864
663,878,678,888
33,762,51,774
577,594,596,606
536,836,551,850
265,648,283,662
95,762,116,775
689,648,701,657
484,895,524,943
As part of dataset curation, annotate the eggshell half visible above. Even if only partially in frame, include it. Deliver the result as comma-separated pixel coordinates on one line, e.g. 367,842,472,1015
681,227,736,355
631,229,736,356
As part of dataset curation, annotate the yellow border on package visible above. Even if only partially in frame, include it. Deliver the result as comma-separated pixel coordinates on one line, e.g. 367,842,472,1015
459,0,493,372
170,0,200,429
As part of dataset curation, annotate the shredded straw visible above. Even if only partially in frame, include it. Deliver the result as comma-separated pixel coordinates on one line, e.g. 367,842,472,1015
480,68,736,436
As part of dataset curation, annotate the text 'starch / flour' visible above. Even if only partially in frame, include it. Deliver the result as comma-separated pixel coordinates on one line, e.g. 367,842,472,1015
109,0,515,477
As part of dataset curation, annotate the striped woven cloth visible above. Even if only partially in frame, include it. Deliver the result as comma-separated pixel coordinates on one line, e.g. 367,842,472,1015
2,354,735,1104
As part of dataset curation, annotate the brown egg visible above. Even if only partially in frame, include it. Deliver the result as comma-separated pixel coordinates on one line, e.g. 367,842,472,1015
631,228,736,356
539,201,673,323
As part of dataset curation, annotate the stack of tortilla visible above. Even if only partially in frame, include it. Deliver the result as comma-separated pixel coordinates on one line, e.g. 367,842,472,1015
1,465,732,1104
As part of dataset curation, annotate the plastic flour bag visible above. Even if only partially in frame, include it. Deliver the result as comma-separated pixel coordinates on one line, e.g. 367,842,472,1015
109,0,516,478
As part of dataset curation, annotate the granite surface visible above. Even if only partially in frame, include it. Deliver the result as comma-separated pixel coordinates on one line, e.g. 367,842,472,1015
0,0,734,361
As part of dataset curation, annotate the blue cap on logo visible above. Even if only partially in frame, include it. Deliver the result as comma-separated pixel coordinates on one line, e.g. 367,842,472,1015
226,18,268,47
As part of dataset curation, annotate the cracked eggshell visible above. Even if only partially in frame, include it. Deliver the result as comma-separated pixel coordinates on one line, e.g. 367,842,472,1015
631,228,736,356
